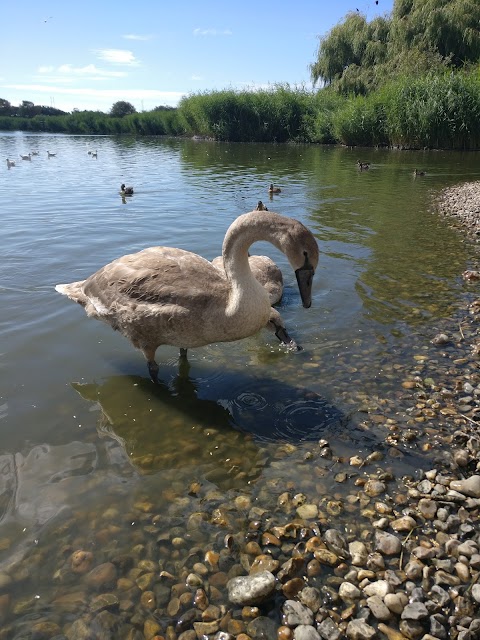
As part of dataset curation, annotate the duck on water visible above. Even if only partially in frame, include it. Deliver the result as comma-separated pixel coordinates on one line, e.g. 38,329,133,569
55,210,319,381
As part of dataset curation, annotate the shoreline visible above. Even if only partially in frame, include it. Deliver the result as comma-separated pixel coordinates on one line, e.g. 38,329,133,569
435,181,480,241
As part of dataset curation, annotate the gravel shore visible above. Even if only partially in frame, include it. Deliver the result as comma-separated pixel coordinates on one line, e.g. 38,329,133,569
435,181,480,239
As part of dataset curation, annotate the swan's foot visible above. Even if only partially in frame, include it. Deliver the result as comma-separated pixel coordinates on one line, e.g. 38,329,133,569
147,361,159,383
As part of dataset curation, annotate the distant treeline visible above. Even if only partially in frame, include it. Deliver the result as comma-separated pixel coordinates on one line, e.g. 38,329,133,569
2,69,479,150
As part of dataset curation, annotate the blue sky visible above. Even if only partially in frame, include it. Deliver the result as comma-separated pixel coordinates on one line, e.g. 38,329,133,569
1,0,393,113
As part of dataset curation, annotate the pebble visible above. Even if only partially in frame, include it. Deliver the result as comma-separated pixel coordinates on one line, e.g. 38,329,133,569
450,475,480,498
227,571,276,606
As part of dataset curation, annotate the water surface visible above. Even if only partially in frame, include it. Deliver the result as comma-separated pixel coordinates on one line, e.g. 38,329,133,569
2,132,480,625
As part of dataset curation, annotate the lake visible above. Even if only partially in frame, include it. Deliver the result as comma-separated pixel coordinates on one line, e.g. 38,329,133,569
2,131,480,637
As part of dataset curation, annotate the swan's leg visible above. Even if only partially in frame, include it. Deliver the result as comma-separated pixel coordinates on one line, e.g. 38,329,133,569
179,348,190,378
142,347,159,382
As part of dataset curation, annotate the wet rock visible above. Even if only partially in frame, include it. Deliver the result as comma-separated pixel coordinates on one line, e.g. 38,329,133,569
298,586,322,613
401,602,429,620
375,531,402,555
246,615,278,639
384,592,408,615
227,570,276,605
363,580,392,598
346,619,376,640
84,563,117,590
283,600,314,626
367,595,392,621
450,476,480,498
349,541,368,566
317,617,342,640
339,582,361,602
294,625,321,640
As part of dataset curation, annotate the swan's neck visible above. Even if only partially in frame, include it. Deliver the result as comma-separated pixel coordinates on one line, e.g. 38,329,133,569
222,212,286,314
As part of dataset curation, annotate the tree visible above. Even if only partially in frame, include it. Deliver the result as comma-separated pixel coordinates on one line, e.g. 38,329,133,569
310,0,480,96
110,101,137,117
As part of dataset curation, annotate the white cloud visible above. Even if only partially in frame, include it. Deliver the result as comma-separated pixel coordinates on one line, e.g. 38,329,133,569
122,34,153,41
38,64,127,82
191,75,203,81
193,28,232,36
3,84,183,104
94,49,139,65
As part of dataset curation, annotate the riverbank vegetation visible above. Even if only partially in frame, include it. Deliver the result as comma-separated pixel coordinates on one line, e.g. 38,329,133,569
2,0,480,150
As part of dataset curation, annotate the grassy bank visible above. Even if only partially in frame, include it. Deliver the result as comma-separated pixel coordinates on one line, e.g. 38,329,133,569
2,69,480,149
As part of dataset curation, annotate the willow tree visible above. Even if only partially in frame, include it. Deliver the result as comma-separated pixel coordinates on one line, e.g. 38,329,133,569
311,0,480,95
310,12,390,95
391,0,480,66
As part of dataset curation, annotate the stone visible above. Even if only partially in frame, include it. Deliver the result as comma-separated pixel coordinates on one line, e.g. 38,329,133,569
375,531,402,555
449,476,480,498
317,617,342,640
471,584,480,604
227,571,276,606
363,580,392,598
298,586,322,613
384,592,408,615
391,516,416,532
349,541,368,566
294,625,321,640
283,600,314,626
401,602,429,620
246,616,278,639
297,504,319,519
339,582,362,601
346,619,376,640
367,595,392,621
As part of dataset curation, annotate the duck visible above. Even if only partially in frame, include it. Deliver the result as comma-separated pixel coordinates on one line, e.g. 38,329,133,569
268,183,281,193
55,210,318,380
20,153,31,161
47,150,56,157
120,184,134,196
91,150,98,159
31,150,39,156
6,158,15,168
357,160,370,170
413,168,426,176
255,200,268,211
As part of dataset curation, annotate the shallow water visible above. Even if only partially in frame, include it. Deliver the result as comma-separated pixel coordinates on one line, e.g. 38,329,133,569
2,132,480,627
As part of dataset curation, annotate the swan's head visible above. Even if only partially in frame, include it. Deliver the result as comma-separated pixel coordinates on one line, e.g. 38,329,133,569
284,220,319,309
267,308,300,351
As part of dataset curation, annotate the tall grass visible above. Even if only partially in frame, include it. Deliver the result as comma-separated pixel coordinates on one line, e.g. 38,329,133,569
2,69,480,149
381,71,480,150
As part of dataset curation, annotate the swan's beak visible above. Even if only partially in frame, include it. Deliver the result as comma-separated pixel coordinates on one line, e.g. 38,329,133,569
274,325,301,351
295,265,314,308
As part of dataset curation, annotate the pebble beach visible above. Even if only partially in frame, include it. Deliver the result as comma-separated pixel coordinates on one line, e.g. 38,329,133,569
2,182,480,640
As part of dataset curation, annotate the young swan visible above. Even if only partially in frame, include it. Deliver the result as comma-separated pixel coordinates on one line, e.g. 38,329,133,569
55,210,318,380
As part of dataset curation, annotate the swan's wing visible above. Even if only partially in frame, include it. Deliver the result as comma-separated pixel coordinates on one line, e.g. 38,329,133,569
248,255,283,304
83,247,227,310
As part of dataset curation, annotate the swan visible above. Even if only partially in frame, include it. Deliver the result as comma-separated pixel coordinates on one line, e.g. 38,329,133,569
47,150,56,157
55,210,318,380
20,153,31,160
255,200,268,211
268,183,281,193
6,158,15,168
120,184,134,195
